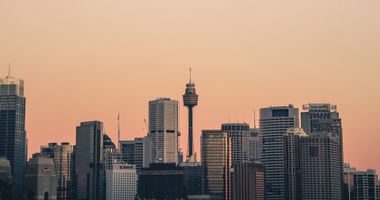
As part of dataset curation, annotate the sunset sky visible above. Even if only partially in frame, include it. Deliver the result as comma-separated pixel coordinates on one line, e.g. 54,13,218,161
1,1,379,171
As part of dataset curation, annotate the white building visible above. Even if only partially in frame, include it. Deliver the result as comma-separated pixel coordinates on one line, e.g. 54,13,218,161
106,164,137,200
148,98,179,164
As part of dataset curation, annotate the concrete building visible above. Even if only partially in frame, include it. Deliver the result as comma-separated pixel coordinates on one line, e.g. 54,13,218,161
40,143,74,200
183,70,199,161
75,121,103,200
299,132,342,200
221,123,250,164
25,154,58,200
201,130,232,200
148,98,179,164
260,105,299,200
0,157,12,199
344,163,357,200
106,163,137,200
248,128,261,162
0,74,27,198
352,169,378,200
120,136,152,172
232,162,265,200
138,163,185,199
180,162,202,196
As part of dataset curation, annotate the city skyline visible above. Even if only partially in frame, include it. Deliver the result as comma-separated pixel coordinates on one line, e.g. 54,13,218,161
1,0,379,174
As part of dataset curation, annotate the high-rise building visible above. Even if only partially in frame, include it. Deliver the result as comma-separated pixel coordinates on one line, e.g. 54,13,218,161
248,128,261,162
376,181,380,200
283,128,307,200
25,154,58,200
138,163,186,199
232,162,265,200
120,136,152,172
0,74,27,198
148,98,179,164
221,123,250,164
183,69,198,160
106,163,137,200
201,130,232,200
344,163,357,200
299,132,342,200
0,157,12,199
180,162,203,196
75,121,103,200
352,169,378,200
260,105,299,200
40,142,74,200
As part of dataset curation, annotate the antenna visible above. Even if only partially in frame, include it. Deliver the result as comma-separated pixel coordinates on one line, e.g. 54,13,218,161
189,67,192,83
117,113,121,151
8,62,11,77
254,108,257,129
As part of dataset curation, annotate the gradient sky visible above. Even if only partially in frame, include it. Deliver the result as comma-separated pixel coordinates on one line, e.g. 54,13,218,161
1,0,379,171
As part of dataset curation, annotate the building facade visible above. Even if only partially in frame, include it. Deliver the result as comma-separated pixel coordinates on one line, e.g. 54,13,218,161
201,130,232,200
248,128,261,162
40,142,74,200
232,162,265,200
260,105,299,200
221,123,250,164
75,121,103,200
106,163,137,200
0,75,27,198
352,169,378,200
148,98,179,164
0,157,12,199
25,154,58,200
180,162,203,196
120,136,152,172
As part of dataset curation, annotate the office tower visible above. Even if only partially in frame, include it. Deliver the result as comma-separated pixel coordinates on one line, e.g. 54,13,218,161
0,74,27,198
25,154,58,200
376,182,380,200
0,157,12,199
106,163,137,200
221,123,250,164
103,134,119,170
120,136,152,172
40,143,74,200
201,130,232,200
248,128,261,162
148,98,179,164
232,162,265,200
260,105,299,200
344,163,357,200
283,128,307,200
180,162,203,196
299,132,342,200
183,69,198,160
352,169,378,200
75,121,103,200
138,163,186,199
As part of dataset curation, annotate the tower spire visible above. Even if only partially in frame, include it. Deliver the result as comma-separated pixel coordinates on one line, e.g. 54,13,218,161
189,67,192,83
8,62,11,77
117,113,121,151
254,108,257,129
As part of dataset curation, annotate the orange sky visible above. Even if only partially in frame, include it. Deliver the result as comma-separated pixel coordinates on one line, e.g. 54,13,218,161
1,0,379,171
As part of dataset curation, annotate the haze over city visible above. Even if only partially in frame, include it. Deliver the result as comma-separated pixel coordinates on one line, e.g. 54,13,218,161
1,0,379,174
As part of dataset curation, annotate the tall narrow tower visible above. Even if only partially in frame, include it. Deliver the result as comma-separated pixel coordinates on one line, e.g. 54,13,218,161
183,68,198,160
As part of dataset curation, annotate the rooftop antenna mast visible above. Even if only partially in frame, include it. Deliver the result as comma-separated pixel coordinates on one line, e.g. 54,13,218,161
118,113,121,151
8,62,11,78
254,108,257,129
189,67,192,83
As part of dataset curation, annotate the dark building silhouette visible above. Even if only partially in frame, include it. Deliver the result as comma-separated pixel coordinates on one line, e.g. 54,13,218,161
138,163,185,199
0,75,27,199
232,162,265,200
352,169,378,200
0,157,12,200
75,121,103,200
180,162,202,196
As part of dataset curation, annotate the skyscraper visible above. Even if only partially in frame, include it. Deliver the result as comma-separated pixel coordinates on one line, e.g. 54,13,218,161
0,157,12,199
299,132,342,200
221,123,250,164
260,105,299,200
25,154,58,200
106,163,137,200
201,130,232,200
248,128,261,162
148,98,179,164
183,69,198,160
75,121,103,200
40,142,74,200
352,169,378,200
0,74,27,198
232,162,265,200
120,137,152,172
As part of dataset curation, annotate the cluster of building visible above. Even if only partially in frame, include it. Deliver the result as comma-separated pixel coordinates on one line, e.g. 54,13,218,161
0,72,379,200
